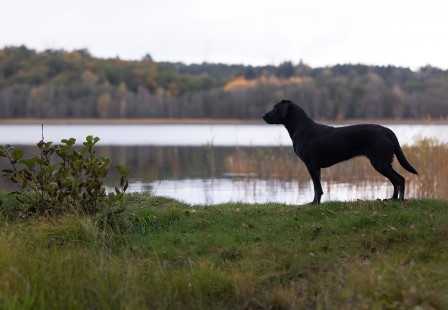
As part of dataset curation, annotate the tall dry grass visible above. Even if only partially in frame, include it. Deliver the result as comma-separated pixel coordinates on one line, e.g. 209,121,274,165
224,139,448,200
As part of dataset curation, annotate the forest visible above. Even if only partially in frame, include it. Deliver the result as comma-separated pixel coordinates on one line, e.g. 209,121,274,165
1,45,448,120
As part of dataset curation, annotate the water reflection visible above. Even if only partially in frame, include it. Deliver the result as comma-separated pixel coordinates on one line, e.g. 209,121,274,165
1,144,441,205
124,179,395,205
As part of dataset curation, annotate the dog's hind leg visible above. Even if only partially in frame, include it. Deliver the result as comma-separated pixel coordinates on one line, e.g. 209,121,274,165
305,164,323,204
391,169,406,200
370,160,405,200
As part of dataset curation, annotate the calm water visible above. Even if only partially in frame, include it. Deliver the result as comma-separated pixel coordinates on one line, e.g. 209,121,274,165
0,123,446,204
0,123,447,146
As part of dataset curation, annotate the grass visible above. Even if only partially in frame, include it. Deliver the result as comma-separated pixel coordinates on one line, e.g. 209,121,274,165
0,195,447,309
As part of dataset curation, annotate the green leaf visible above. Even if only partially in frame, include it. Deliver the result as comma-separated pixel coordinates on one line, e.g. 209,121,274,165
116,165,132,177
12,149,24,161
63,138,76,147
35,158,46,165
19,157,39,168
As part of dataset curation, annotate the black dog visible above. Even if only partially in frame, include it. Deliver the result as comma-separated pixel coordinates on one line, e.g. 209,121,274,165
263,100,418,204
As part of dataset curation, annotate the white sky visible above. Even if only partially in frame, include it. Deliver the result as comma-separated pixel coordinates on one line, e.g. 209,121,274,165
1,0,448,69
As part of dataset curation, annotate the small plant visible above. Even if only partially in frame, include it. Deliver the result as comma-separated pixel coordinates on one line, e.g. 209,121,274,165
0,135,131,217
98,165,133,231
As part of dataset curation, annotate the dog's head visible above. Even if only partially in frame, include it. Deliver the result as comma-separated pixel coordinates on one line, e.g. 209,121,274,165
262,99,291,124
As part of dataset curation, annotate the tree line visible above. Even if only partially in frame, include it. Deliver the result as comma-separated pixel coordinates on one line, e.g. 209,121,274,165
1,45,448,120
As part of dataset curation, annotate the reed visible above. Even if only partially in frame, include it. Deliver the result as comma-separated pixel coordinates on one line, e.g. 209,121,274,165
223,138,448,200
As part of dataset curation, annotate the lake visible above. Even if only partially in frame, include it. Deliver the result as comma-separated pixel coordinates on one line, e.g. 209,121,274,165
0,123,446,146
0,123,447,204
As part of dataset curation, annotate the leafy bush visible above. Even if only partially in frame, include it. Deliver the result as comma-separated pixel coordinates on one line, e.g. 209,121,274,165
0,135,131,217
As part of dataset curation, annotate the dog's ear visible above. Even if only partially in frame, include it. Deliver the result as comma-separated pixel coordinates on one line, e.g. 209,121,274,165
281,101,289,118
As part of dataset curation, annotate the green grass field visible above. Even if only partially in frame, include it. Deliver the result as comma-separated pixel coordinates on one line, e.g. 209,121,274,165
0,195,447,309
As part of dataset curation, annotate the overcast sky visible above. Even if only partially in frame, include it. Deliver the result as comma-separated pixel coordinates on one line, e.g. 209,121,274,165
1,0,448,69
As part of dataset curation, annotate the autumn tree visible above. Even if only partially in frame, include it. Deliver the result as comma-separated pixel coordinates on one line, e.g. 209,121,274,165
97,92,112,118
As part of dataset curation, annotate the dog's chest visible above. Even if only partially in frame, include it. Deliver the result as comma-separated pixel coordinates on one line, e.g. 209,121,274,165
293,143,306,160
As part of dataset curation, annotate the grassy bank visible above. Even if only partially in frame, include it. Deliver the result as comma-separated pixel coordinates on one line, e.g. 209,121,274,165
0,195,447,309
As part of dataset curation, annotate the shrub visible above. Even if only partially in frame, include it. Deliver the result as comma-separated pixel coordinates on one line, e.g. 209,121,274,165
0,135,130,217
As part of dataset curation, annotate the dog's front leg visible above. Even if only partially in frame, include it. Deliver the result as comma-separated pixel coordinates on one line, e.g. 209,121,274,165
305,164,323,204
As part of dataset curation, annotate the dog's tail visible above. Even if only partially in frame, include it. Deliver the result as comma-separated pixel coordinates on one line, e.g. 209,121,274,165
390,131,418,175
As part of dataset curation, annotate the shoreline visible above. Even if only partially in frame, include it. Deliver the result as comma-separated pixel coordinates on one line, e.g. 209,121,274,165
0,117,446,125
